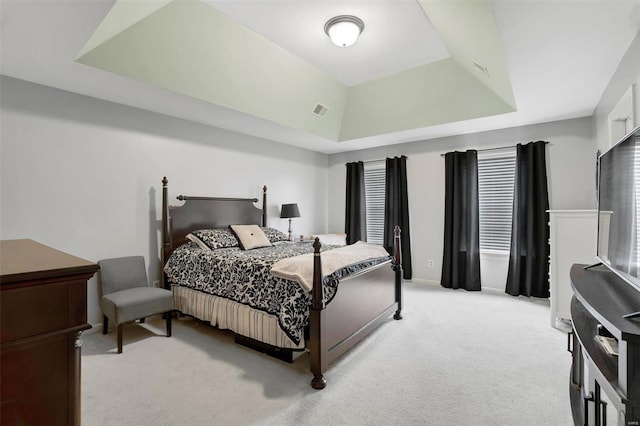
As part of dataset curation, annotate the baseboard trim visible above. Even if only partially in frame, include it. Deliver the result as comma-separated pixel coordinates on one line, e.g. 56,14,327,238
408,278,507,295
85,314,166,335
407,278,440,286
481,286,507,295
83,323,101,335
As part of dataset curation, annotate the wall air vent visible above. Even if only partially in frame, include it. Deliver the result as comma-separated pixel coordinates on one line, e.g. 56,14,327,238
312,103,329,117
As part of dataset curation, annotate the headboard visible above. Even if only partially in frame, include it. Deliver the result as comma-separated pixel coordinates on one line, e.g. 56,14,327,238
161,177,267,285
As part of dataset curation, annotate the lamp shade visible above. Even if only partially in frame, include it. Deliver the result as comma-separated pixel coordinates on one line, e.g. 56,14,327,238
280,203,301,219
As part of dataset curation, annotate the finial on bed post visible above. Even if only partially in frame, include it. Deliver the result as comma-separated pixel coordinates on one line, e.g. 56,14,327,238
392,225,402,268
392,225,403,320
262,185,268,227
309,237,327,390
311,238,324,311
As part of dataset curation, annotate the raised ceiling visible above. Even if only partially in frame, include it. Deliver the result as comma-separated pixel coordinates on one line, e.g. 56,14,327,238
75,0,516,142
1,0,639,153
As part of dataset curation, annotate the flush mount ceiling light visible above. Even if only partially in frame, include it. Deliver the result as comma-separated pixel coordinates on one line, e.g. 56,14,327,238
324,15,365,47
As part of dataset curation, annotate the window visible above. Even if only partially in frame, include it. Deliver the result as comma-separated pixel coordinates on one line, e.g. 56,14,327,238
478,149,516,252
364,162,385,245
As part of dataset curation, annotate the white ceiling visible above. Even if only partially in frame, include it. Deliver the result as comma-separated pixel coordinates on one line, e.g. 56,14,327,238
1,0,639,154
207,0,450,86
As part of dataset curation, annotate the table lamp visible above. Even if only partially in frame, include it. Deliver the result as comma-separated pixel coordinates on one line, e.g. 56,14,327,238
280,203,301,241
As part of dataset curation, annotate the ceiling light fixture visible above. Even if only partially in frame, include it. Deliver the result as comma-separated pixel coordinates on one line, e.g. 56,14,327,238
324,15,365,47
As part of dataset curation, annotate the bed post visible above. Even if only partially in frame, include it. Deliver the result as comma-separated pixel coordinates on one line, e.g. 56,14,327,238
309,237,327,389
262,185,268,227
393,225,403,320
161,177,171,290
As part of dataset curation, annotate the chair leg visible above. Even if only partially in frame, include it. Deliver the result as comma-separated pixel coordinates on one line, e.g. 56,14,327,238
103,316,109,334
166,311,172,337
117,324,123,354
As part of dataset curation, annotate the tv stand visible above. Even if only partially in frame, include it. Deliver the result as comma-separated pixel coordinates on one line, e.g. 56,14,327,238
569,264,640,425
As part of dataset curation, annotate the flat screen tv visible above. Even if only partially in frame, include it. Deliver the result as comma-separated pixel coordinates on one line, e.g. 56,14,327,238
597,124,640,318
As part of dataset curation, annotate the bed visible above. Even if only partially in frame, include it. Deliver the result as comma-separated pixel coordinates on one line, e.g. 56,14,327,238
160,177,403,389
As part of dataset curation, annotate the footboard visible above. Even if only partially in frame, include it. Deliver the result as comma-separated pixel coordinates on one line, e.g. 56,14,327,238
309,226,403,389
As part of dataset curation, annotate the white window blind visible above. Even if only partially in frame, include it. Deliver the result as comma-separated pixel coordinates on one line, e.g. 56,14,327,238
635,141,640,273
364,162,386,245
478,149,517,252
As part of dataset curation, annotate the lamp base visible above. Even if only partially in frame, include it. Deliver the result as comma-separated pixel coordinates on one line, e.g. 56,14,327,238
288,218,293,242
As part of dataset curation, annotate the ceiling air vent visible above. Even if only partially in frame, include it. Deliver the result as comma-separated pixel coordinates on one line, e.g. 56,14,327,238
312,103,329,117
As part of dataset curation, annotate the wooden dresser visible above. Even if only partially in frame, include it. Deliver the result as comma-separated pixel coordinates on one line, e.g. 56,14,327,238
1,239,98,425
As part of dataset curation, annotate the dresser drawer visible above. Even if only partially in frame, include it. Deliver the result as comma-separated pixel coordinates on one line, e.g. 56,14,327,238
1,333,70,425
0,279,87,343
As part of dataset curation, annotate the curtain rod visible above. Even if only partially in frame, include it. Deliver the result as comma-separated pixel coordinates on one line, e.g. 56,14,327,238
439,141,550,157
361,155,408,164
344,158,404,166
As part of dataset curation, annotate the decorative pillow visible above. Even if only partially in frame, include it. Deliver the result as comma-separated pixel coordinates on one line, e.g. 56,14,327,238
262,227,289,243
230,224,272,250
190,229,239,250
186,233,212,251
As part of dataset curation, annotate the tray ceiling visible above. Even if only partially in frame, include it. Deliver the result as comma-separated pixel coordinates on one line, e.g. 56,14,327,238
2,0,638,153
76,0,515,142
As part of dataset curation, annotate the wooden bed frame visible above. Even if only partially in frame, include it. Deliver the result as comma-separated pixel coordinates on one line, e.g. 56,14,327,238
160,177,403,389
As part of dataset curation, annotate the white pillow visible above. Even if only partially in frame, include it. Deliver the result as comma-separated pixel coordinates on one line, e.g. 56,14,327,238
230,225,272,250
311,233,347,246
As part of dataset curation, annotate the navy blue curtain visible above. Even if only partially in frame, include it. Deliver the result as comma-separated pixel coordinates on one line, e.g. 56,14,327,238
441,150,481,291
505,141,550,297
384,156,412,280
345,161,366,245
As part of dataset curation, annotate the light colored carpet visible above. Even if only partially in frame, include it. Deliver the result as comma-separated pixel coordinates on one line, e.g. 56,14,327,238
81,282,573,425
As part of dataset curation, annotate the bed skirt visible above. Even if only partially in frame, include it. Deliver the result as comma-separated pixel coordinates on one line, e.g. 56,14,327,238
172,285,305,350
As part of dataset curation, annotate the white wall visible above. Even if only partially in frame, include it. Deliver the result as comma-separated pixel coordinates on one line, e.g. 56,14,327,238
328,117,597,290
6,26,637,322
0,76,329,325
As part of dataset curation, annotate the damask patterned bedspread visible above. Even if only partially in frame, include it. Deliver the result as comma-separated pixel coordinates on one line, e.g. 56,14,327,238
164,241,390,345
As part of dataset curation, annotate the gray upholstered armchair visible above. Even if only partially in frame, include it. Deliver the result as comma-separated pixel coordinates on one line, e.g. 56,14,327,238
98,256,173,353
